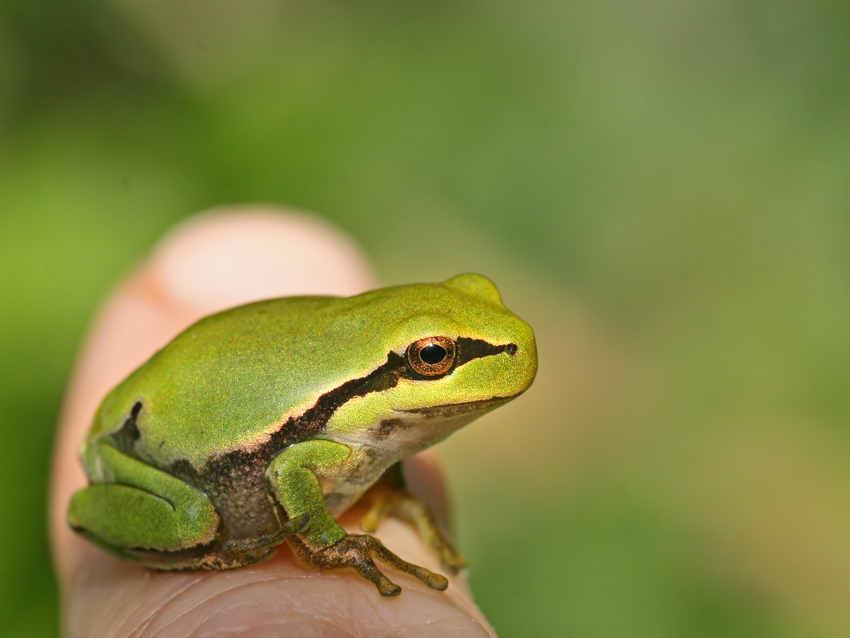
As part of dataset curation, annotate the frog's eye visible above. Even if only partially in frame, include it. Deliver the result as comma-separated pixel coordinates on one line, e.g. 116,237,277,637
407,336,457,377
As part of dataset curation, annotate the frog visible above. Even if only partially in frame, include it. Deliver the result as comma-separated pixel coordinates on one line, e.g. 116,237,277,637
68,273,537,596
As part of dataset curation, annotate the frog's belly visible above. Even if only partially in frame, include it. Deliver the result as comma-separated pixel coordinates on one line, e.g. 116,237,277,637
204,469,283,539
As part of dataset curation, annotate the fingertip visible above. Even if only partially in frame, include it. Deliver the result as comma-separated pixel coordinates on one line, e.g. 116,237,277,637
149,206,377,316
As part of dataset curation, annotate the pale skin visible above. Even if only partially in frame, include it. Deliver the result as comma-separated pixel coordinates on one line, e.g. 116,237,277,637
50,209,496,637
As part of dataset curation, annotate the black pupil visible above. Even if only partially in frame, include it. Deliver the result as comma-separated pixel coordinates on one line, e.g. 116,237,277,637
420,344,447,365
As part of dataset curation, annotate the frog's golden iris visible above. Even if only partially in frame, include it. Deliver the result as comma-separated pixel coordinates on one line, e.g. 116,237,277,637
407,336,456,376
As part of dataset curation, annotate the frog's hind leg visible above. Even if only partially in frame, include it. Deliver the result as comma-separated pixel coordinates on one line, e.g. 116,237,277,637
68,444,221,569
360,462,466,573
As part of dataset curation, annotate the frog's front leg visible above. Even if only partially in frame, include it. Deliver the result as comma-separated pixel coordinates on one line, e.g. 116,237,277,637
266,440,449,596
68,443,221,568
360,462,466,573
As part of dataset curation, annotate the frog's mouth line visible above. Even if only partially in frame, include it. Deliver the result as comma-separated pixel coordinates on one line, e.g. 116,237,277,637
400,395,515,418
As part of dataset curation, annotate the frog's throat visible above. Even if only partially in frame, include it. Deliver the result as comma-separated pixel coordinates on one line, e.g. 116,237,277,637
399,395,515,418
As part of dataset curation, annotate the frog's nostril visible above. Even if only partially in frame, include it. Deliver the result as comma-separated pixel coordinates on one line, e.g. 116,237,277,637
505,343,518,356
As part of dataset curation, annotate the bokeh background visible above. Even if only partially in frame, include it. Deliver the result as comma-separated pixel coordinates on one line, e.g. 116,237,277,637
3,1,850,635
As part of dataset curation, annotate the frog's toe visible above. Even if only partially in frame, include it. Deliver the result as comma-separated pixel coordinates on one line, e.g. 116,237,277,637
439,548,467,574
359,474,466,576
359,534,449,592
288,534,448,595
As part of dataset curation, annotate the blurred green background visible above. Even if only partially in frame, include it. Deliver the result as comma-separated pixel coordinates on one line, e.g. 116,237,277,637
3,1,850,635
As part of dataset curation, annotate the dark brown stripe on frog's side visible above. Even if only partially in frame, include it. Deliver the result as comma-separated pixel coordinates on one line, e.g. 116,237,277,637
258,337,517,448
166,351,409,483
455,337,517,364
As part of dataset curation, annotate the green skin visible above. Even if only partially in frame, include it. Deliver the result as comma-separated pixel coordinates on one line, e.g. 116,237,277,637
68,273,537,596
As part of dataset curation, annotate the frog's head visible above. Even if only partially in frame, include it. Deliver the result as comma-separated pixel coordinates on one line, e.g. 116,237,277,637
326,273,537,453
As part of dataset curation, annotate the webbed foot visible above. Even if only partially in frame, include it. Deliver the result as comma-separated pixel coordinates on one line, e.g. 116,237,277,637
360,479,466,574
287,533,448,596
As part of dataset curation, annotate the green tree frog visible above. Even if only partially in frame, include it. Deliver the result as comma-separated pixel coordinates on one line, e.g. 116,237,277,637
68,273,537,596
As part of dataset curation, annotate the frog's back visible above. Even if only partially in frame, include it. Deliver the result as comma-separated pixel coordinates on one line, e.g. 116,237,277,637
91,294,368,464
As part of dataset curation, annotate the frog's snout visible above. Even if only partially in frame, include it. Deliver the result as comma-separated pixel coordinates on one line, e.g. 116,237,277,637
507,321,538,394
